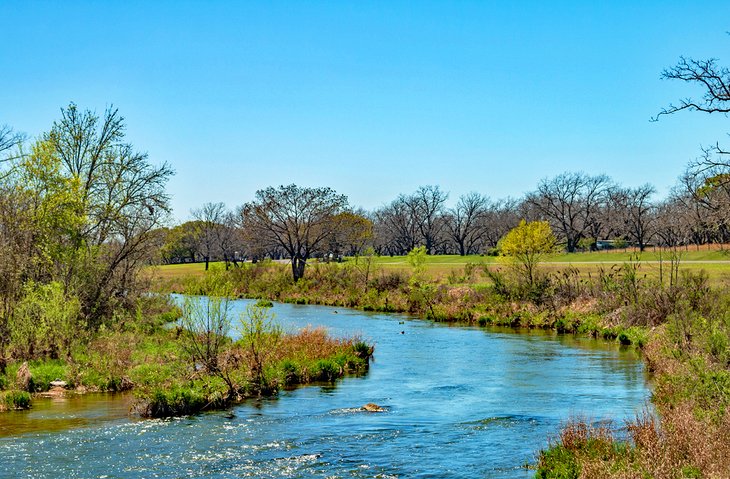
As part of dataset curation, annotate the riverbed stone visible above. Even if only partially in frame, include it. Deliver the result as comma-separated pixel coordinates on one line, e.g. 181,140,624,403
362,403,385,412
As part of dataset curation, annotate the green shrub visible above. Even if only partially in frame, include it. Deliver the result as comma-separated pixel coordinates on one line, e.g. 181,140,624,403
708,328,729,363
576,315,601,337
129,363,176,388
255,299,274,308
535,445,579,479
312,359,341,382
1,390,31,410
620,326,649,347
144,385,208,417
28,361,69,392
278,360,300,386
352,341,374,359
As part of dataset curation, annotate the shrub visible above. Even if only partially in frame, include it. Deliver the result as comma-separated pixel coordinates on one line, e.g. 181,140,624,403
141,385,208,418
28,360,69,392
1,390,31,410
278,360,300,386
312,359,341,382
255,299,274,308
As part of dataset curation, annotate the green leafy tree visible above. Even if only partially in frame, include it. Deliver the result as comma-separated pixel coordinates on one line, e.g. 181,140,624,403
407,245,428,275
498,220,557,287
10,282,81,360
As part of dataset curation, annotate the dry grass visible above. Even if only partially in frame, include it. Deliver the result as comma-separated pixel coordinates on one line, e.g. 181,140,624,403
275,327,361,362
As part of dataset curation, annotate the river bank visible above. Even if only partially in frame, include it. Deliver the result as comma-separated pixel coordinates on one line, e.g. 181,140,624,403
0,295,373,418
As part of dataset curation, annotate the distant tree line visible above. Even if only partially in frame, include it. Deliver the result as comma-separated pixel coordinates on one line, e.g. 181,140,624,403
159,47,730,277
162,163,730,273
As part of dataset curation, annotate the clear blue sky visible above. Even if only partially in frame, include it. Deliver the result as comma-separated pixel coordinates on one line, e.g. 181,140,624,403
2,1,729,221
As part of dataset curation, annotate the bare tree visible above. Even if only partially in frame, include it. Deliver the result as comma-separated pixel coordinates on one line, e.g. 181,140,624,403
373,197,420,255
444,192,490,255
657,56,730,118
527,172,613,252
612,184,656,251
657,49,730,243
192,202,226,271
655,196,691,247
0,125,24,178
482,198,521,250
412,185,449,254
239,184,348,281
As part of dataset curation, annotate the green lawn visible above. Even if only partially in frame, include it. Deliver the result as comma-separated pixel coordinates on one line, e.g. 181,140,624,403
149,247,730,286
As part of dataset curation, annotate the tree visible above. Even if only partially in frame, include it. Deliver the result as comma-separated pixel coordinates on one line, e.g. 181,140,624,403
328,210,373,257
527,172,612,252
180,287,236,396
239,184,349,281
0,125,24,177
657,48,730,245
237,304,282,395
444,192,490,255
373,197,420,255
498,220,556,287
191,202,226,271
372,185,449,255
614,184,656,252
411,185,449,254
159,222,203,264
45,103,173,326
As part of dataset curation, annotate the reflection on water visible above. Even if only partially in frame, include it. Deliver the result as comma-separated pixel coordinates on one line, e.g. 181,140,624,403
0,392,134,437
0,300,650,478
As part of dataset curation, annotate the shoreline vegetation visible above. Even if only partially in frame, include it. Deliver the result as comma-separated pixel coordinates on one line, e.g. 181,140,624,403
0,294,374,418
148,252,729,478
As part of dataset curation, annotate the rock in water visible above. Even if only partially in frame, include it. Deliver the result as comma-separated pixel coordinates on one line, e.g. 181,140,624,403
362,403,385,412
16,362,32,391
49,379,67,388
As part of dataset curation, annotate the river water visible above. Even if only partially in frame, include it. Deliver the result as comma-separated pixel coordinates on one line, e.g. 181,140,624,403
0,300,649,478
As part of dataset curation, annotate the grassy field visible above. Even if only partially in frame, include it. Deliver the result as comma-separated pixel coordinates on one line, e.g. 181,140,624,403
148,246,730,286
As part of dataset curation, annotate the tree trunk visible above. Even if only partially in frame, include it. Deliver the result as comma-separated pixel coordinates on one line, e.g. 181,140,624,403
291,256,307,281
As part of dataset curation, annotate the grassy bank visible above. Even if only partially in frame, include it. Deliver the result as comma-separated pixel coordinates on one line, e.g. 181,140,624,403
0,295,373,417
151,256,730,477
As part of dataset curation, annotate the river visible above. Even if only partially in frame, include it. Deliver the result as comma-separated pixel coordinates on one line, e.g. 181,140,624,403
0,299,649,478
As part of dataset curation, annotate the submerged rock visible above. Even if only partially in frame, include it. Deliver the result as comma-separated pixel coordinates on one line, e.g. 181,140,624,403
361,403,385,412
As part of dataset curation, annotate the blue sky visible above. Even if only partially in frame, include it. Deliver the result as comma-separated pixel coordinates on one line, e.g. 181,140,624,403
2,1,729,220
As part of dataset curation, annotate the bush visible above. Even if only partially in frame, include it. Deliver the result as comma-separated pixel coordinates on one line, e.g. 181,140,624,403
1,390,31,410
535,445,579,479
278,360,300,386
312,359,341,382
128,363,176,388
370,272,407,293
142,385,208,418
255,299,274,308
28,360,69,392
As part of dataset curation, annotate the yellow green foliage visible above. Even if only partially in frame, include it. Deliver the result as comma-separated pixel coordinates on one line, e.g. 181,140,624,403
498,220,557,286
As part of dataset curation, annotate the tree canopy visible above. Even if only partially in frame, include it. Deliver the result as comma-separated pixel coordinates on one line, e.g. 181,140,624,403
240,184,349,281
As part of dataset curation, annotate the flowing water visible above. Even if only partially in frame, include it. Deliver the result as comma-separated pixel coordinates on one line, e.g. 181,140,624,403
0,300,649,478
